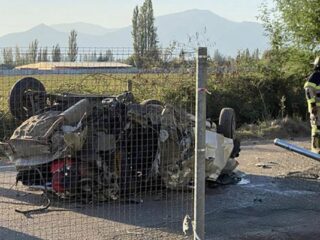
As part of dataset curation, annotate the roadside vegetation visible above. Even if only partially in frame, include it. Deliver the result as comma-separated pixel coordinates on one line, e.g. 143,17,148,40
0,0,318,139
237,117,310,140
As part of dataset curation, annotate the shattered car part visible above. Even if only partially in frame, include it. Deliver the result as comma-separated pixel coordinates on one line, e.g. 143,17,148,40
1,77,240,201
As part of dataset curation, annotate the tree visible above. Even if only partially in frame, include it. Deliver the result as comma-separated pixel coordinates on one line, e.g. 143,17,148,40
131,0,158,67
15,46,23,65
28,39,39,63
91,51,97,62
213,49,224,64
97,50,114,62
97,52,103,62
37,47,48,62
132,6,140,60
2,47,13,65
68,30,78,62
38,48,43,62
52,44,61,62
275,0,320,50
179,49,186,63
42,47,48,62
259,3,289,78
105,50,113,61
83,54,89,62
252,49,260,60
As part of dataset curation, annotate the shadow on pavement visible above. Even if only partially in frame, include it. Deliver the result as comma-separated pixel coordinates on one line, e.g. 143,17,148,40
0,173,320,239
0,226,41,240
0,183,193,238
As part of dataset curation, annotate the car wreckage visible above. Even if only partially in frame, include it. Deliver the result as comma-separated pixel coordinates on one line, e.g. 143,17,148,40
0,77,240,203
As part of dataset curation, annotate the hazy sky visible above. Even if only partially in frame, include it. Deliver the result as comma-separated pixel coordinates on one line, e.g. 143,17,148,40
0,0,273,37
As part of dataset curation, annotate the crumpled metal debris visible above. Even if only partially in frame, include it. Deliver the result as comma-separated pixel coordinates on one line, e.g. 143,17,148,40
1,91,239,201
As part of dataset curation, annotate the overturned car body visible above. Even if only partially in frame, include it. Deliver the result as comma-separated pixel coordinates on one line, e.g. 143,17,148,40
1,77,240,201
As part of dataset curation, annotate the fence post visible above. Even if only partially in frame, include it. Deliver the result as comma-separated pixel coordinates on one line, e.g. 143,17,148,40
194,47,207,240
127,79,133,92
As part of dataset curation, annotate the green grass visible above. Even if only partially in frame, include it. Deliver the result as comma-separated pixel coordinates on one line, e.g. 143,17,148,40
0,73,195,139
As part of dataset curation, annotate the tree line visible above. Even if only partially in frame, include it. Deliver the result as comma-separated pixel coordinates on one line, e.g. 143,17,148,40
1,29,114,68
1,0,161,68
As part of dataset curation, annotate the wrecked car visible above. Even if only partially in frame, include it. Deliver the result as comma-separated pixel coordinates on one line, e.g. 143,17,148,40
0,77,240,202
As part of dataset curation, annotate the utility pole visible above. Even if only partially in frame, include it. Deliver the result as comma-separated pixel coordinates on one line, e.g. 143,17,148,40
194,47,207,240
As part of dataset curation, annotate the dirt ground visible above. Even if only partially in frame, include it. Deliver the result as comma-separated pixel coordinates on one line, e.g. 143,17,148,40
0,138,320,240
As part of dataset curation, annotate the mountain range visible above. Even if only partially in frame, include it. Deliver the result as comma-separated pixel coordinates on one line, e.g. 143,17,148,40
0,9,268,56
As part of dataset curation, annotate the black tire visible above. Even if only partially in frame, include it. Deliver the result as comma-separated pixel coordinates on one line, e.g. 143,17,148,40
140,99,163,106
9,77,46,121
218,108,236,139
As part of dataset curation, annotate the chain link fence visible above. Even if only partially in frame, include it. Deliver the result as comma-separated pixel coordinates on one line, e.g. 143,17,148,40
0,47,202,239
2,45,320,240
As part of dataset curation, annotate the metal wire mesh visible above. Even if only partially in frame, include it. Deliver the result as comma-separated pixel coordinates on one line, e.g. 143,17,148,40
0,47,196,239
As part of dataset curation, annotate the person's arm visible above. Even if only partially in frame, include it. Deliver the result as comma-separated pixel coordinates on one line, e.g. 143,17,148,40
304,81,317,113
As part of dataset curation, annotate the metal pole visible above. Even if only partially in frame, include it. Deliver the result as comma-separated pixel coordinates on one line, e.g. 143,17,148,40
194,47,207,240
274,138,320,161
127,79,132,92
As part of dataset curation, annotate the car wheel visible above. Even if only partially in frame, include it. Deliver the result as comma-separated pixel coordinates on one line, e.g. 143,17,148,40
218,108,236,139
9,77,46,121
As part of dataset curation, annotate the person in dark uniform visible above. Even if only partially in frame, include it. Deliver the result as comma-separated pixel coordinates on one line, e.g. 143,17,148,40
304,56,320,153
